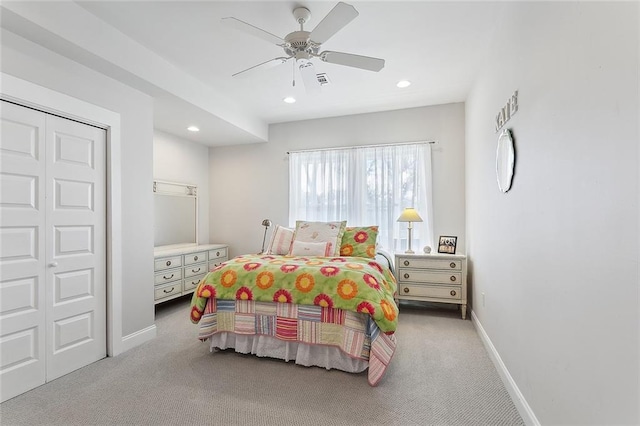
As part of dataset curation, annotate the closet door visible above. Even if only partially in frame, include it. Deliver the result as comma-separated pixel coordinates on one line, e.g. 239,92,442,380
45,115,106,381
0,101,107,401
0,102,47,401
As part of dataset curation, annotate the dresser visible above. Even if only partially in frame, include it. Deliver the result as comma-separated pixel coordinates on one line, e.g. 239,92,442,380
153,243,229,304
395,253,467,319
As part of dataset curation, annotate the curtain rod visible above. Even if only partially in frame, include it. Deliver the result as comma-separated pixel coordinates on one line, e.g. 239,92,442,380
287,140,435,155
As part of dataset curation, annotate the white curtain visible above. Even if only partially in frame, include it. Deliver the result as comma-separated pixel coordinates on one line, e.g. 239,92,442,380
289,143,434,252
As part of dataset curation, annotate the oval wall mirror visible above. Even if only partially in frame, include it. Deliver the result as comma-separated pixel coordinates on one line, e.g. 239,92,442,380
496,128,515,192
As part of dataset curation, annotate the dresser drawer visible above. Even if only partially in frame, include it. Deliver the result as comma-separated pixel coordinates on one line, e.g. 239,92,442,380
208,248,227,260
183,273,206,292
398,269,462,285
155,282,182,300
154,268,182,285
397,257,462,271
209,259,227,271
154,256,182,271
399,284,462,300
184,262,207,278
184,251,207,265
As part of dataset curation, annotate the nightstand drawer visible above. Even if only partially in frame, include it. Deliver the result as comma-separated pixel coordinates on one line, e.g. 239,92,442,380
155,282,182,300
154,268,182,285
399,284,462,300
184,263,206,278
398,269,462,285
154,256,182,271
184,251,207,265
397,257,462,271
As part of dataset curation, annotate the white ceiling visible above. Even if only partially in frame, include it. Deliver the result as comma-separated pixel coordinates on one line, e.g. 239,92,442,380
2,1,504,146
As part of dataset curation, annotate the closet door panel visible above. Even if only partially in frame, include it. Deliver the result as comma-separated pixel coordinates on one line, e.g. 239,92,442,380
0,102,47,402
45,115,106,381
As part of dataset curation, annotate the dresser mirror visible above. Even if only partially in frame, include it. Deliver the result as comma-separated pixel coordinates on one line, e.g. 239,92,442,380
153,180,198,248
496,128,515,193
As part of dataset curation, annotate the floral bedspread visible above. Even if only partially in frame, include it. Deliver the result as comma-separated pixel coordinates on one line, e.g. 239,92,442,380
190,254,398,334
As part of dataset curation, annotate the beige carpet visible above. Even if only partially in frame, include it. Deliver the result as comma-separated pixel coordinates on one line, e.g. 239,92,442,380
0,298,524,425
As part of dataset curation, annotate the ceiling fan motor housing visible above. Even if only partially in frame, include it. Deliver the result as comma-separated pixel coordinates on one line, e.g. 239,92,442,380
284,31,318,58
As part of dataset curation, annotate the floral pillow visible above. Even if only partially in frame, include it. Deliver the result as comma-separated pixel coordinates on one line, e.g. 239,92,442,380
266,225,294,255
289,220,347,256
340,226,379,258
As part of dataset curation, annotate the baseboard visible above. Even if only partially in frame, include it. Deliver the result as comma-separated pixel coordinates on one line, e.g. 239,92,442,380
471,310,540,426
121,324,157,353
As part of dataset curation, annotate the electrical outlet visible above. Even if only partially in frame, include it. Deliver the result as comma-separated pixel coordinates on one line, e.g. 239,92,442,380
482,292,486,307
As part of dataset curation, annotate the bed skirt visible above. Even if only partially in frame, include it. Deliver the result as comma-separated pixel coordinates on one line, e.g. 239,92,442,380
208,332,368,373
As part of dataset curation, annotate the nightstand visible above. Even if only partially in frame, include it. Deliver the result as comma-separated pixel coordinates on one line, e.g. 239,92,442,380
395,253,467,319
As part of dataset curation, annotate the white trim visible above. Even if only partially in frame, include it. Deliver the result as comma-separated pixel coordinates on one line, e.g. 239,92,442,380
1,72,124,356
121,324,157,353
471,310,540,426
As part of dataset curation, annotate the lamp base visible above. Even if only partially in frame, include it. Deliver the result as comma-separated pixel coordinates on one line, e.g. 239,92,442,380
404,249,415,254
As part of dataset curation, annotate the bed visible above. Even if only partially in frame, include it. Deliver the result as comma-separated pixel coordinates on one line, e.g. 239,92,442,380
190,246,398,386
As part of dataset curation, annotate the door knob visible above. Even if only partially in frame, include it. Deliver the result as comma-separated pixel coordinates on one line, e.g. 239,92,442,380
48,261,59,267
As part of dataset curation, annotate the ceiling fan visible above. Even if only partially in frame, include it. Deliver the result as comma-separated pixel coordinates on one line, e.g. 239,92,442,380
222,2,385,93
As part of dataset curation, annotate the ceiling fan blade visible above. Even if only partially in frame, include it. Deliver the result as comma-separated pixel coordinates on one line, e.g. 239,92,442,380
309,2,359,45
233,57,291,78
221,17,284,45
320,51,385,72
298,61,321,94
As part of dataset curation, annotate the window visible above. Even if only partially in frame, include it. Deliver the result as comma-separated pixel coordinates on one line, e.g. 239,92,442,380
289,143,433,252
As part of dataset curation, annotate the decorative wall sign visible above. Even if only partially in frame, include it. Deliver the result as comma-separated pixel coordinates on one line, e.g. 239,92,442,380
495,90,518,132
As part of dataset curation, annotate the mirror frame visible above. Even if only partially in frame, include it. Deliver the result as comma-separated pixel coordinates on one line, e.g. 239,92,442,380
496,128,515,193
153,180,198,248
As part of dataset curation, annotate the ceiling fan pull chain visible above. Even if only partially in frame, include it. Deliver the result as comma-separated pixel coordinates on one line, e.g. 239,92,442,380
292,59,296,87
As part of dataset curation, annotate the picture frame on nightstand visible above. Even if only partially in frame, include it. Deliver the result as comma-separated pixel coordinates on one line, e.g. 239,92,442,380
437,236,457,254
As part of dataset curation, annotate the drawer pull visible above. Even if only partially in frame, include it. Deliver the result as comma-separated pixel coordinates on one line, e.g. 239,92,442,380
403,260,409,266
163,274,174,280
163,287,175,294
404,273,410,279
166,260,171,267
450,275,457,282
450,290,457,296
192,267,201,273
216,251,220,257
450,262,456,268
194,255,199,261
403,287,410,293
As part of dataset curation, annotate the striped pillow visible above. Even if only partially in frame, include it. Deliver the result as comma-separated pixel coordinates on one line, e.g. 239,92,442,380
266,225,294,255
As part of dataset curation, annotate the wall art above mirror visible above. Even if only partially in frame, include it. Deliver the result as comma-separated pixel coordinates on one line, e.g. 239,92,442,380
496,129,515,193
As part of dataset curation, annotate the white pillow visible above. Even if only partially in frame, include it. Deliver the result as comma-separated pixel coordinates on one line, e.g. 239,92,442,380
289,240,333,257
266,225,294,255
289,220,347,256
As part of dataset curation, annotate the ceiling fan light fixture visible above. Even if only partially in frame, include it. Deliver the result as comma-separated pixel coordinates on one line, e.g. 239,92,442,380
397,80,411,88
187,126,200,132
283,97,296,104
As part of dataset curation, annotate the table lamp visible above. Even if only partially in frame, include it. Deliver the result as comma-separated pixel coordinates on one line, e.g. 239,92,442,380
397,208,423,254
259,219,272,254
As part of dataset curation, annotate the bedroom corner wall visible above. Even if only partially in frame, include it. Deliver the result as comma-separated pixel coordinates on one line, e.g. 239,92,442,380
208,103,466,258
1,30,156,340
465,2,639,424
153,130,210,244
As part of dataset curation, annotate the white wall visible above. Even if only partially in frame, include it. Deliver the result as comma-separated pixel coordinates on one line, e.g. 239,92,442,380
1,30,156,338
465,2,639,424
209,103,466,258
153,130,210,244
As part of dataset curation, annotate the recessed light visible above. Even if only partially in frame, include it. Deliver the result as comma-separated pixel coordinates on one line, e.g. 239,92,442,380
187,126,200,132
396,80,411,88
283,97,296,104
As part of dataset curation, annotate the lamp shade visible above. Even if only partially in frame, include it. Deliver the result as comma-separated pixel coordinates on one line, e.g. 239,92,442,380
397,208,423,223
261,219,272,227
